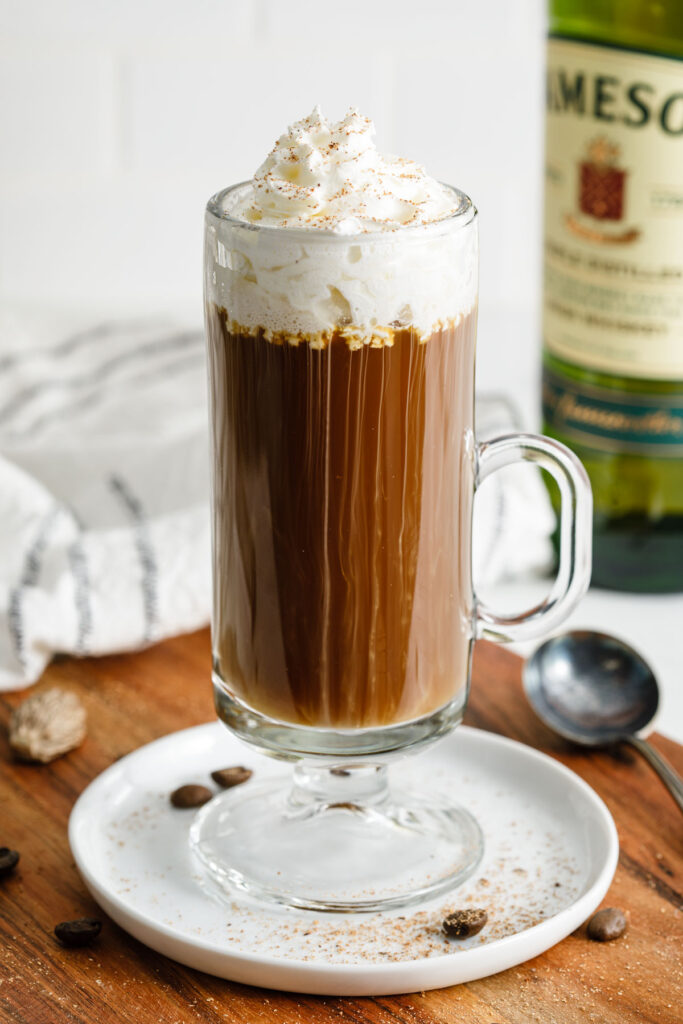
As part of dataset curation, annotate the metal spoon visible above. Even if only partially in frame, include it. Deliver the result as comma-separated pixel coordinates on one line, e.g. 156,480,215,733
523,630,683,814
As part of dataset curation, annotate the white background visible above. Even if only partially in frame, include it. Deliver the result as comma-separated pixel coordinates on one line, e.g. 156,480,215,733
0,0,544,319
1,0,681,743
0,0,545,407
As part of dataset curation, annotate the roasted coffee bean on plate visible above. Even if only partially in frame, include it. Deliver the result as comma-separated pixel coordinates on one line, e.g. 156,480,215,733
54,918,102,948
0,848,20,878
170,784,213,808
586,907,628,942
210,766,253,789
442,907,488,938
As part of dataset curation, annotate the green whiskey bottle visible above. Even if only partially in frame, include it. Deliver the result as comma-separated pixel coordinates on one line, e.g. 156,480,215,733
543,0,683,591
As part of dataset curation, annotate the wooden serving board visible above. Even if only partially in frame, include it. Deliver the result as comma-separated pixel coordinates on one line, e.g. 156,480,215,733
0,631,681,1024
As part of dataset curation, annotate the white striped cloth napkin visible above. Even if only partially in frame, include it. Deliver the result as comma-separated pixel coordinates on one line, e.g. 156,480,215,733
0,308,554,690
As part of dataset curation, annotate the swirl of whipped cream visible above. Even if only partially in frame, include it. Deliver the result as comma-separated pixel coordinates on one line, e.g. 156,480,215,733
207,107,477,343
232,106,459,233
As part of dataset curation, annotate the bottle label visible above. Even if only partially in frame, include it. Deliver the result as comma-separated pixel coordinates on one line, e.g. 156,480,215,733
545,38,683,381
543,365,683,456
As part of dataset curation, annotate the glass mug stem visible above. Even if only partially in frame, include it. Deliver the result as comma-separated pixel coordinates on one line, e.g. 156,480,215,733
193,432,593,913
475,433,593,643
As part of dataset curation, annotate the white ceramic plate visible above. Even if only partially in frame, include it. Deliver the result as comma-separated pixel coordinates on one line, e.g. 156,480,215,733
69,723,618,996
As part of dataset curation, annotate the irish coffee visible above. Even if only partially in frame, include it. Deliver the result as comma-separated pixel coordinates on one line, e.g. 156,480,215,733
204,107,479,731
206,308,476,728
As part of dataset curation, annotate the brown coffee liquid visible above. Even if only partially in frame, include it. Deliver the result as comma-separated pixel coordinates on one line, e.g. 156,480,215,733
207,304,477,729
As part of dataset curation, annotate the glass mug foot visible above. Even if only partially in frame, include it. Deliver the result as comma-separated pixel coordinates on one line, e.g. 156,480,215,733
189,762,484,913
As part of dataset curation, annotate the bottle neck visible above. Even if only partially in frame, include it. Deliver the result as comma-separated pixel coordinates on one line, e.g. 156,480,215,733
549,0,683,60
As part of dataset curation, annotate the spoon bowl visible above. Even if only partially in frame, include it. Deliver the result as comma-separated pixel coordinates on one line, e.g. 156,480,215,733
523,630,659,746
523,630,682,814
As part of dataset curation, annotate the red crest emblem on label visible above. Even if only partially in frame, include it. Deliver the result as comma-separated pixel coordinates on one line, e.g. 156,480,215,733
579,137,625,221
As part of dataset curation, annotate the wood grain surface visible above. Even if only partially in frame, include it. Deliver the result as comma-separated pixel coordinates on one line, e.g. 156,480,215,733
1,631,681,1024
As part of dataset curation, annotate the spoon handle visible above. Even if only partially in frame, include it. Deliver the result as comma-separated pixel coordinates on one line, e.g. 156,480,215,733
625,736,683,814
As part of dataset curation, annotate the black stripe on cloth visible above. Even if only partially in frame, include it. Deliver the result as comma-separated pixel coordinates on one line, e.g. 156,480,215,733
11,347,204,440
108,475,158,645
0,330,203,429
0,320,164,374
7,506,63,669
67,533,93,656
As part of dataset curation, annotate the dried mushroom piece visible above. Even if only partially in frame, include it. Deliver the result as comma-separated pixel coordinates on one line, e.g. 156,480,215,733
9,688,87,763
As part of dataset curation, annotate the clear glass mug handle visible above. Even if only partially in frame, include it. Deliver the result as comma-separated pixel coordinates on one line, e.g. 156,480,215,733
474,433,593,642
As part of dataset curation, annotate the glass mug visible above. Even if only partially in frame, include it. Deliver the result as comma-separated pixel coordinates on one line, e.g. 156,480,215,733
193,183,592,912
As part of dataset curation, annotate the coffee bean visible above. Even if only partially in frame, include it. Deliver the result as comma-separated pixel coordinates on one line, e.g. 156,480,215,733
54,918,102,947
210,766,252,789
0,848,19,878
170,784,213,808
586,907,627,942
443,907,488,938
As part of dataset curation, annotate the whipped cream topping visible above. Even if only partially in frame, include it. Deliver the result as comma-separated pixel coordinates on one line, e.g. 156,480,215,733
232,107,459,234
206,107,477,344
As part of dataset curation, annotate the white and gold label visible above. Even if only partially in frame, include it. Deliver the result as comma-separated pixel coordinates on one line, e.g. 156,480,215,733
544,38,683,380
